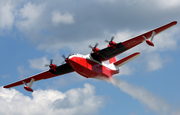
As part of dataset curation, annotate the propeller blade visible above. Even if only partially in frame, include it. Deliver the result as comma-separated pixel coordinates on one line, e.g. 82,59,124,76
105,36,114,44
111,36,114,41
62,55,66,59
61,61,65,64
61,54,70,64
45,59,53,67
105,39,109,43
89,45,93,49
45,64,49,67
50,59,53,65
95,43,98,47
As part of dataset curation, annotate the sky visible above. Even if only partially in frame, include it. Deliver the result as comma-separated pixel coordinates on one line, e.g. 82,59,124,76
0,0,180,115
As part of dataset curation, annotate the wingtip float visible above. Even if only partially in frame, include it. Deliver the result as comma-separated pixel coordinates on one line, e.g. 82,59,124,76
4,21,178,92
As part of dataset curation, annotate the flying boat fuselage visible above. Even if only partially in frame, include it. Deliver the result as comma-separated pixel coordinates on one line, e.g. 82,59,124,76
68,54,119,79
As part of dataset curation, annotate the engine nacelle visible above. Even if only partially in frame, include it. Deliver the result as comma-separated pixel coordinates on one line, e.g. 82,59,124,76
50,64,57,71
92,47,99,54
105,36,116,48
108,41,116,48
24,86,33,92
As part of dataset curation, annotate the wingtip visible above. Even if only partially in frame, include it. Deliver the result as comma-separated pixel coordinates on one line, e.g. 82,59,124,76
3,86,8,88
134,52,140,55
172,21,177,25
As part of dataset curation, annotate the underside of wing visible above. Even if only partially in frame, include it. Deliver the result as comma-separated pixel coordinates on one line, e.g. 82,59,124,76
3,63,74,88
90,21,177,62
121,21,177,49
90,42,127,62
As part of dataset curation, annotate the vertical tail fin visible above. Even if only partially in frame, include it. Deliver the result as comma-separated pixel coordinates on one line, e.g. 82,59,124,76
109,57,116,64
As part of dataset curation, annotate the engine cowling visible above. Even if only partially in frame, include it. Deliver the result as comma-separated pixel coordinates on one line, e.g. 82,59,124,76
105,36,116,48
89,43,99,54
49,63,56,71
92,47,99,54
45,59,57,71
108,41,116,48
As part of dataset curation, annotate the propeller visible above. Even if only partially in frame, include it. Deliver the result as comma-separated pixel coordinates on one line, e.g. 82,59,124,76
105,36,116,48
89,43,99,54
89,43,98,49
45,59,53,67
61,54,69,64
62,55,66,60
45,59,56,71
105,36,114,43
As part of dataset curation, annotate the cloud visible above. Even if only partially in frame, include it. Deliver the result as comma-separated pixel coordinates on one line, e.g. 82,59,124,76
102,78,180,115
96,0,117,3
1,74,10,78
53,74,86,88
171,110,180,115
29,56,49,70
0,83,104,115
145,53,163,71
52,11,75,25
0,2,14,29
108,78,170,114
0,0,179,52
17,2,45,30
157,0,180,9
118,65,133,76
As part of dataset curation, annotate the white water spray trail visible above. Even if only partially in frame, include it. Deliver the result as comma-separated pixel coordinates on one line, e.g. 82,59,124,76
104,78,169,114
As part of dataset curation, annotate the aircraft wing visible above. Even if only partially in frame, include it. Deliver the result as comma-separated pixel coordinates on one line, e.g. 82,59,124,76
90,21,177,62
3,63,74,88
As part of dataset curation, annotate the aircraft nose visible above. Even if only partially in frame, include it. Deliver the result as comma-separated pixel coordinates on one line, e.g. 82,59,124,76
68,56,75,62
66,55,74,63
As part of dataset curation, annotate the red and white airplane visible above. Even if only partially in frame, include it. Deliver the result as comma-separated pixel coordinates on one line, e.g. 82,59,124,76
3,21,177,92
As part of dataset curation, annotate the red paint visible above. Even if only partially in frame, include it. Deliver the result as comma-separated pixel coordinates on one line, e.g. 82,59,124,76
24,86,33,92
92,47,99,54
114,52,140,66
108,41,116,48
122,21,177,49
108,44,117,64
68,56,118,79
65,58,69,64
109,57,116,64
146,40,154,46
50,64,56,71
3,71,57,88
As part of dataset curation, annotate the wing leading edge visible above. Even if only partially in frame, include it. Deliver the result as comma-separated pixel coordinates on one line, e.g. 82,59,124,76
90,21,177,62
3,63,74,88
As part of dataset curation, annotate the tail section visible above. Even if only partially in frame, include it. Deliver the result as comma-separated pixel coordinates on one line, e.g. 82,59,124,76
113,52,140,68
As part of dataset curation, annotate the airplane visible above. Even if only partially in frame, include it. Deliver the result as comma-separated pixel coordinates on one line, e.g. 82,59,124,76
3,21,177,92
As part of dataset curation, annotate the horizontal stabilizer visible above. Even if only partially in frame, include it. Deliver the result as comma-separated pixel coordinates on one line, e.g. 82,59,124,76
114,52,140,68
